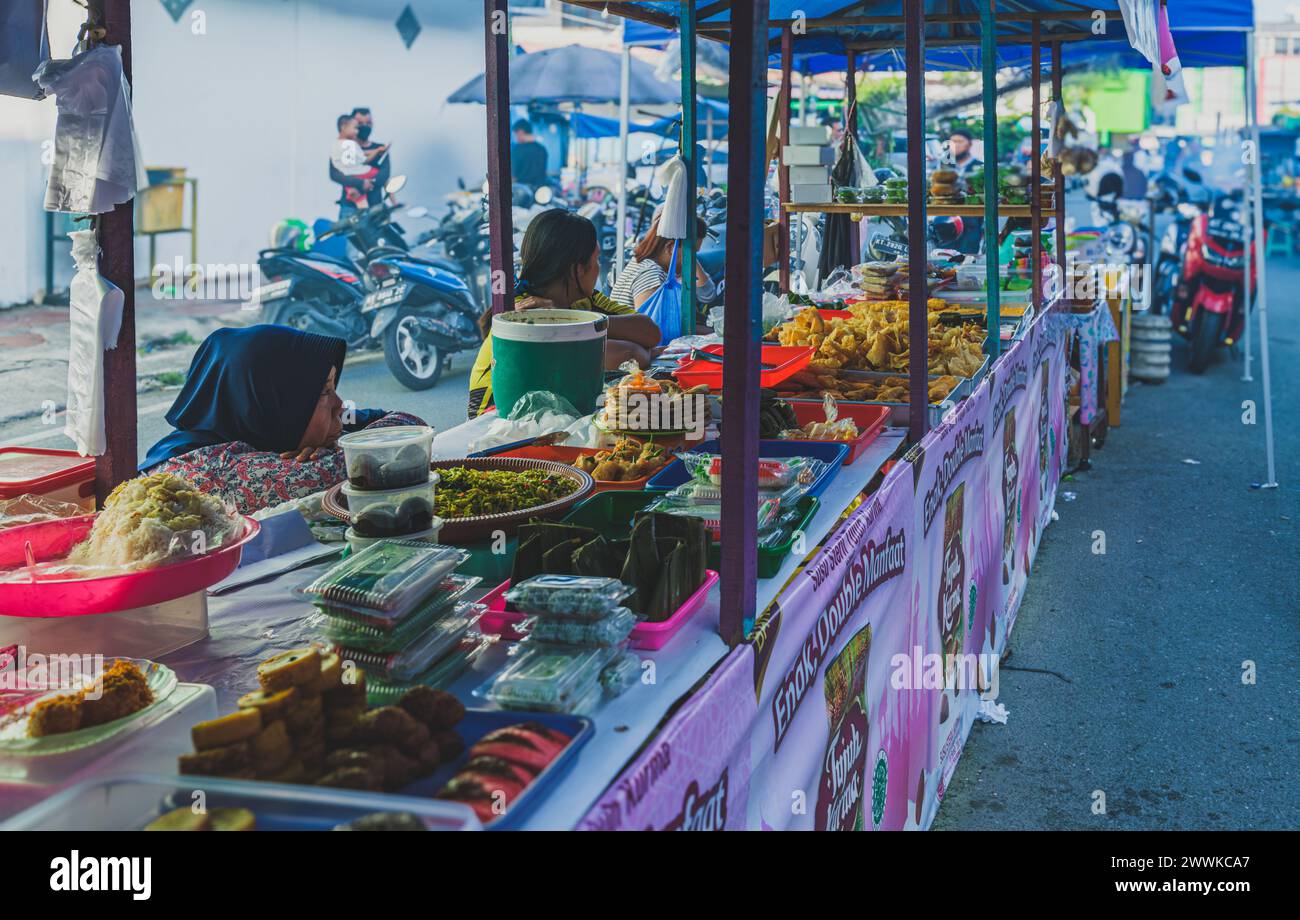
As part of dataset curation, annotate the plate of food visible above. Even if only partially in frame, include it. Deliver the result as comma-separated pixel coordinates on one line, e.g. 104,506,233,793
0,473,259,617
0,658,177,756
490,438,672,492
324,457,594,543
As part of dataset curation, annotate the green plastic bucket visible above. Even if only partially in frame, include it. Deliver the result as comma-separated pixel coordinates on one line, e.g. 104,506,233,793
491,309,608,418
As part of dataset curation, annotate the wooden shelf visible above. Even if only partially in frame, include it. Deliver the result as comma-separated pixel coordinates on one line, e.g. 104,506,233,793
782,202,1040,218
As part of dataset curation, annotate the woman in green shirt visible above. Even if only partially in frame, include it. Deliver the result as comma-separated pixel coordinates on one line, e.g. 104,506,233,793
467,209,660,419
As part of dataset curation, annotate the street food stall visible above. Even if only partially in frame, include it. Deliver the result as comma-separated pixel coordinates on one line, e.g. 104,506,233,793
1,0,1255,832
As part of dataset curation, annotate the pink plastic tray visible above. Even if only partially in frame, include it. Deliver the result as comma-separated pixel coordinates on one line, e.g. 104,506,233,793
0,515,260,618
478,569,719,651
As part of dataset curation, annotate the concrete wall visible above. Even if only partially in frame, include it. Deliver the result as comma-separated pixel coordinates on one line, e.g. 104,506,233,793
0,0,489,305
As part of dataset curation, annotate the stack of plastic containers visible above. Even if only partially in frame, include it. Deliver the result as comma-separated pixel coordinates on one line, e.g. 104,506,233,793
336,426,442,553
298,541,492,705
481,575,642,714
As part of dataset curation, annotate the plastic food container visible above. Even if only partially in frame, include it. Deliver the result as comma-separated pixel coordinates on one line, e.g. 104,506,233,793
363,634,496,706
0,448,96,513
342,474,438,538
297,541,468,621
337,425,435,491
0,591,210,661
672,345,814,391
522,607,638,647
0,771,482,831
504,575,634,620
647,440,847,497
345,520,443,554
334,604,484,682
784,402,890,465
482,642,622,713
314,574,481,651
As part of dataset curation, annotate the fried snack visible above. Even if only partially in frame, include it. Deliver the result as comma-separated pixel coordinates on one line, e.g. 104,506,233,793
433,730,466,761
145,807,212,832
79,660,154,728
316,651,343,691
251,720,292,776
26,694,82,737
178,740,251,777
257,648,320,693
209,807,257,832
351,706,422,745
191,709,262,751
237,687,297,723
398,687,464,729
316,766,382,792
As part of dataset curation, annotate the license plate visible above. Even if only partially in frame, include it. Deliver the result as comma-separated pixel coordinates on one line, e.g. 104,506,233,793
362,282,409,310
1209,219,1243,240
249,279,291,304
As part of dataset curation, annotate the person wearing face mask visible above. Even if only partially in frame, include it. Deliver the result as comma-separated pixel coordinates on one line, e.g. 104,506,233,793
141,325,424,514
351,107,392,206
330,107,391,212
466,208,660,419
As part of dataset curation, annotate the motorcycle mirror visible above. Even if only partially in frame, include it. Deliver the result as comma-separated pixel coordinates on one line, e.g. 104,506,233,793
534,186,554,205
1183,168,1203,184
406,206,429,219
386,175,408,195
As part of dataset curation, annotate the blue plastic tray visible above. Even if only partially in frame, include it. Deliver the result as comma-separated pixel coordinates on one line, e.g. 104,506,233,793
644,438,848,497
401,708,593,831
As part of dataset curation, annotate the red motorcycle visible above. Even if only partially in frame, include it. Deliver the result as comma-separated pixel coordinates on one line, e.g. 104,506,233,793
1171,193,1259,373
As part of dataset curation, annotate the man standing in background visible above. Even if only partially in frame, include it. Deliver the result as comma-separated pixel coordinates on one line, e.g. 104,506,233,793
511,118,549,190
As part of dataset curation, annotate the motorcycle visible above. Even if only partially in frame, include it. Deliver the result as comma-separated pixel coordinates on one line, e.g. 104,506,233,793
1150,168,1211,315
1170,189,1259,373
253,176,481,390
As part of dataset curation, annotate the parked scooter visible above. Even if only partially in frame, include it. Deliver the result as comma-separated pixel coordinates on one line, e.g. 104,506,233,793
1151,168,1211,315
1170,189,1259,373
253,176,481,390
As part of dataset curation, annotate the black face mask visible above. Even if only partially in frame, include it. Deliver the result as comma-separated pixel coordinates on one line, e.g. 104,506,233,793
357,124,373,142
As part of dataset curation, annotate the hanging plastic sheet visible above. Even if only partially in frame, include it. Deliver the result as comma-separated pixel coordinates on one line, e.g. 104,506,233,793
0,0,49,100
35,44,146,214
64,230,124,456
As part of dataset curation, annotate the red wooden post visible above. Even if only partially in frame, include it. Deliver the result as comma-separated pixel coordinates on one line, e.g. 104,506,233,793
904,0,929,444
719,0,768,647
778,27,792,291
92,0,137,503
846,51,861,262
484,0,515,315
1052,42,1066,291
1031,21,1042,311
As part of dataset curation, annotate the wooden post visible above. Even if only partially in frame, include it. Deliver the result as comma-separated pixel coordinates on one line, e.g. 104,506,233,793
905,0,929,444
680,1,698,337
778,27,792,291
719,0,768,647
91,0,137,503
980,0,1000,359
1030,21,1042,315
484,0,514,316
1052,42,1066,293
845,51,861,262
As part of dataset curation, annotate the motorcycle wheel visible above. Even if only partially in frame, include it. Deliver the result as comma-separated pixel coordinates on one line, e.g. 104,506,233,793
1187,311,1223,374
384,309,445,390
274,301,316,332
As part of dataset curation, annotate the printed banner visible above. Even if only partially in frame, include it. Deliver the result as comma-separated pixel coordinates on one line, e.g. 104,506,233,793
580,311,1069,830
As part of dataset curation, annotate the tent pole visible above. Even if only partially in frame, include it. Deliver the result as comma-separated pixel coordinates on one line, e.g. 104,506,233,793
1052,42,1066,292
616,42,631,275
1245,32,1278,489
905,0,929,443
778,28,792,292
1240,53,1254,383
719,0,767,646
90,0,137,503
484,0,514,317
680,0,698,339
981,0,1000,359
1030,22,1042,315
846,51,861,263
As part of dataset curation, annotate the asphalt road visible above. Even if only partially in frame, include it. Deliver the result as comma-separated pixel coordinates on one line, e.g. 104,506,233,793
934,259,1299,830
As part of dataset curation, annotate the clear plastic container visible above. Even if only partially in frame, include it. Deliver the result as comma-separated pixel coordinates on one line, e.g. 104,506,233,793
482,642,621,712
345,520,443,554
601,650,642,698
337,425,435,491
297,541,468,621
504,575,635,620
665,479,806,507
342,475,439,538
363,634,496,706
641,495,782,541
679,453,824,490
333,604,484,682
314,574,481,652
522,607,638,647
0,590,209,661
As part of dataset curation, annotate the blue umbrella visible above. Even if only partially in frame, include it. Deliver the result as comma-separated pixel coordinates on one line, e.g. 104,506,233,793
447,44,679,106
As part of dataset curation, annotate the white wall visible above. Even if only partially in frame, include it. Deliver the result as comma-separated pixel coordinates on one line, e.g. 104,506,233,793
0,0,490,305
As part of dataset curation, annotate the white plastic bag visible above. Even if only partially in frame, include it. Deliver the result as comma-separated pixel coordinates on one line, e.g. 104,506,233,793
64,230,124,456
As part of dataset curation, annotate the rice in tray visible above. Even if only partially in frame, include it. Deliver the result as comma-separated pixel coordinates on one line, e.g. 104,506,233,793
67,473,240,571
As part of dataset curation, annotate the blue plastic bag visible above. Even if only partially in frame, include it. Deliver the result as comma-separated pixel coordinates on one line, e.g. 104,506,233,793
636,242,683,347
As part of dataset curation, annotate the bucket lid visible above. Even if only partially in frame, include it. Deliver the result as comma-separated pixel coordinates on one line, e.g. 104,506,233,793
337,425,434,450
492,309,608,343
0,448,95,496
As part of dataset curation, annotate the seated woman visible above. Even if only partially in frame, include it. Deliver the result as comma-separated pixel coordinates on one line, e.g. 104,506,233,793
467,208,660,419
608,213,717,312
142,324,424,514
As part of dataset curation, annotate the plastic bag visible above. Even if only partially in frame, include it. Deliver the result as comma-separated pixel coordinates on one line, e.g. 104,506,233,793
678,452,825,490
64,230,124,456
466,390,583,454
707,292,792,336
779,393,859,442
0,494,84,531
636,240,683,347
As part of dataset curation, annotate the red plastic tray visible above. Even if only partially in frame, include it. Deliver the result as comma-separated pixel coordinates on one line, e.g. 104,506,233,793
673,345,813,391
0,447,95,501
494,444,670,493
783,402,890,465
0,514,260,618
477,570,718,651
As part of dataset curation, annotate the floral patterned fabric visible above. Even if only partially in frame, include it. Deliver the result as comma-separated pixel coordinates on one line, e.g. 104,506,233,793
1051,305,1119,426
150,411,426,515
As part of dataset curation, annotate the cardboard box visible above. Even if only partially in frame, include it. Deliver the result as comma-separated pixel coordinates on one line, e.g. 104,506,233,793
788,165,831,184
783,145,835,166
790,183,832,203
790,124,832,145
